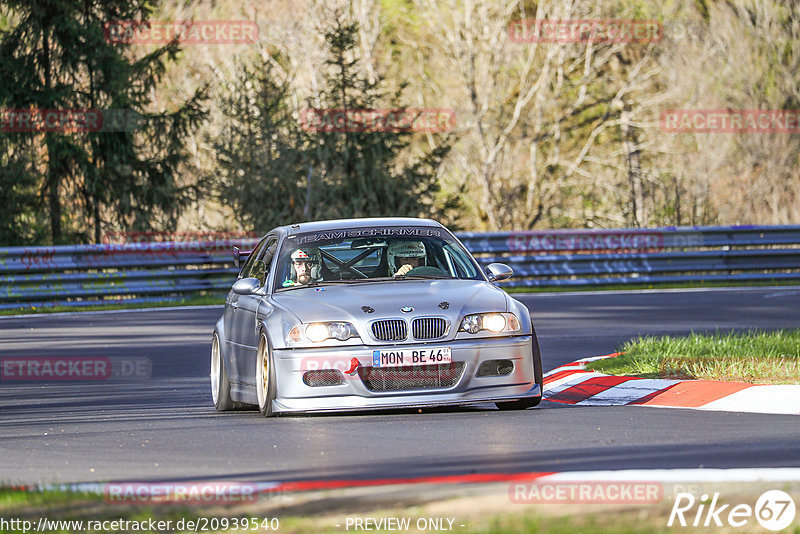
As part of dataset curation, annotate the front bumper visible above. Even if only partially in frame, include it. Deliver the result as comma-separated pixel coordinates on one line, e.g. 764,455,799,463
271,335,538,413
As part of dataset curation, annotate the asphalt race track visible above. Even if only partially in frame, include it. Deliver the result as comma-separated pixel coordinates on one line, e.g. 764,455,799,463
1,287,800,486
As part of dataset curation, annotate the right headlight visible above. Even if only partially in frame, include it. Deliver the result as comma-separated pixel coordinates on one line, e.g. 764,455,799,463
459,312,521,334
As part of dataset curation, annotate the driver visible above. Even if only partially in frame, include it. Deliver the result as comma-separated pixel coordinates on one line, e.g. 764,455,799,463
282,247,323,286
387,240,427,276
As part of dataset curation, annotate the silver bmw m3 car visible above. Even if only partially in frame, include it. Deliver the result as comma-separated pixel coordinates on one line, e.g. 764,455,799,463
211,217,542,416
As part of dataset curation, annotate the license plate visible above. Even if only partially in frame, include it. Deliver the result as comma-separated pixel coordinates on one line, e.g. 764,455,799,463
372,347,452,368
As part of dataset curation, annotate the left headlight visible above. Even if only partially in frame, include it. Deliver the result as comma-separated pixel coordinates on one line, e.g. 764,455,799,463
287,322,360,344
459,313,521,334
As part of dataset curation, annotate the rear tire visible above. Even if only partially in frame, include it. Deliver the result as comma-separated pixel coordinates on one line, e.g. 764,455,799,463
495,322,543,410
256,332,277,417
211,332,235,411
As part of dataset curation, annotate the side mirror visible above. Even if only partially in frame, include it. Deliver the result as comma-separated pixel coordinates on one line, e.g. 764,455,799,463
233,246,253,269
485,263,513,282
232,277,261,295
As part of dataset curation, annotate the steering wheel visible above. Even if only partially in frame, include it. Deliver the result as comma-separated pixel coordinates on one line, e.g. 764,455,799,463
404,265,450,277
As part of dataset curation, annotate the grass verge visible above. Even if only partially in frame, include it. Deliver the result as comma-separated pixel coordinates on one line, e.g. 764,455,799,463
0,487,669,534
586,329,800,384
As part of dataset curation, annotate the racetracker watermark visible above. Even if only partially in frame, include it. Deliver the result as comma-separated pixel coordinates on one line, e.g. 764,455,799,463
104,20,258,44
13,239,258,271
1,108,144,133
661,109,800,133
300,108,456,133
103,482,281,505
506,231,669,253
510,481,663,504
508,19,663,43
0,357,151,382
102,230,258,244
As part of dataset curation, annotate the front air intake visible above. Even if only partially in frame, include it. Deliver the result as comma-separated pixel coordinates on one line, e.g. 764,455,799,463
303,370,344,387
359,362,465,391
475,359,514,377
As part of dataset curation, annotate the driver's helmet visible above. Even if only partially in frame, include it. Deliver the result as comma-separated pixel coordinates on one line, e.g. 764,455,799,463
387,241,427,275
288,247,323,284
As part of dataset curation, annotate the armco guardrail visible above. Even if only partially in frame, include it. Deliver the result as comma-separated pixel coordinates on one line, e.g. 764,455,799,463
1,225,799,310
459,225,800,287
0,240,257,310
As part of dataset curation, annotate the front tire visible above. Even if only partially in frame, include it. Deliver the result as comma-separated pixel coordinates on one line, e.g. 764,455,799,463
211,332,235,411
496,322,543,411
256,332,277,417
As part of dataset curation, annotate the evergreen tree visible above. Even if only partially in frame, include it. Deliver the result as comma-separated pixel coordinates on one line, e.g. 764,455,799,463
0,0,206,244
0,133,44,245
214,13,449,231
213,56,308,232
308,14,449,220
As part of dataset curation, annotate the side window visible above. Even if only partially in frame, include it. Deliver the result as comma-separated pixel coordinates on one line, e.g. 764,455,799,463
239,237,269,280
441,248,458,277
262,239,278,269
249,237,277,287
443,244,476,278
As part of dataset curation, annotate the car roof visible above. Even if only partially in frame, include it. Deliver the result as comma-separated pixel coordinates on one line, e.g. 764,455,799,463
273,217,445,236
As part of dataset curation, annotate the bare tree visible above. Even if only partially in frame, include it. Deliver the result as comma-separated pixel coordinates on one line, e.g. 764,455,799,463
411,0,663,230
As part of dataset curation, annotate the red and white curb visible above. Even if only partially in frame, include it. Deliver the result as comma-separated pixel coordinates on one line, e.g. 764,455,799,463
544,353,800,415
15,467,800,499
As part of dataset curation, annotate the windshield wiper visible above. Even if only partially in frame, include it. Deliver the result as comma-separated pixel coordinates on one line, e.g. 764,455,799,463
277,276,452,291
394,274,451,280
315,279,374,284
276,279,373,291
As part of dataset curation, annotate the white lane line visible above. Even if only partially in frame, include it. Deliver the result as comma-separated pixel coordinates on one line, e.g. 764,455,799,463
524,286,800,298
763,290,800,299
539,468,800,483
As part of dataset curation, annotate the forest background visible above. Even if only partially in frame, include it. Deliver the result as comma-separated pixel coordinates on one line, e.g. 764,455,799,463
1,0,798,245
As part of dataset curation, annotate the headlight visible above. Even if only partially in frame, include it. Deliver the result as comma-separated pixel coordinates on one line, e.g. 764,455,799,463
483,313,506,332
287,322,359,343
459,313,521,334
305,323,330,342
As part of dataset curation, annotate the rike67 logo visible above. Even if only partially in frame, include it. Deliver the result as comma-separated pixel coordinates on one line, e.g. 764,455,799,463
669,490,796,531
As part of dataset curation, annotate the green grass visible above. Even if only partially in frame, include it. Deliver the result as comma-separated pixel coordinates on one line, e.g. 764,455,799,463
0,293,225,316
450,514,663,534
0,487,671,534
586,329,800,384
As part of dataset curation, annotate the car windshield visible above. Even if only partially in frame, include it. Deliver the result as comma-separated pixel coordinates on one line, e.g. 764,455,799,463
275,226,483,291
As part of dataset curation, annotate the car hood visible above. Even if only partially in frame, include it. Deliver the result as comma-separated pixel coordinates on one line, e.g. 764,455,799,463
271,279,508,324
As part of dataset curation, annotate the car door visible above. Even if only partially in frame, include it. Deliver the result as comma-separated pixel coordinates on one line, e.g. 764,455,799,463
224,236,270,384
230,235,278,385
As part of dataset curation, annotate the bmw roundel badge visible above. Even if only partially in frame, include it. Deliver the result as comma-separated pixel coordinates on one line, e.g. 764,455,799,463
400,306,413,313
